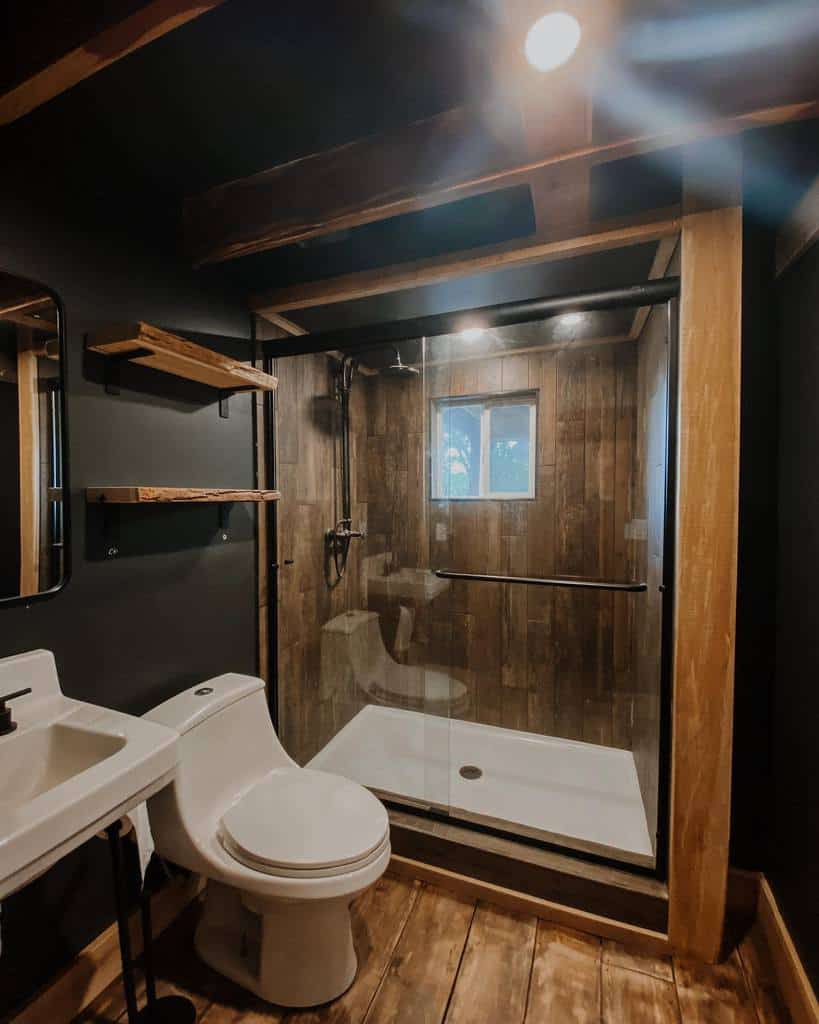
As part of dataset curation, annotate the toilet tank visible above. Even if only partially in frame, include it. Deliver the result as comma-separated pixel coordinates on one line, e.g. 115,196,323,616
143,673,293,870
320,611,386,700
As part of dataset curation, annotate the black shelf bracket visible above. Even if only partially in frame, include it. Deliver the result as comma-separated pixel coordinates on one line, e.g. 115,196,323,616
218,384,257,420
103,348,154,395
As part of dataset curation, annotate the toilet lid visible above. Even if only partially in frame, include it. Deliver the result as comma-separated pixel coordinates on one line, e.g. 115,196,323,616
220,768,389,873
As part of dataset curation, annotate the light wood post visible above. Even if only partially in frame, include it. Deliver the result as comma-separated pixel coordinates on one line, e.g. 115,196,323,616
668,167,742,960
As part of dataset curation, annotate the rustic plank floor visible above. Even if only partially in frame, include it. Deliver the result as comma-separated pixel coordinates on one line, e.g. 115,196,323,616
75,874,791,1024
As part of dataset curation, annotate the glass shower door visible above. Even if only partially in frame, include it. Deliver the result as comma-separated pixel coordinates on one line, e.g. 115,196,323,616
425,300,673,870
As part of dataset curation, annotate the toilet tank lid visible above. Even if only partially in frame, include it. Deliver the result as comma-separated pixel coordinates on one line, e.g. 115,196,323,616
144,673,264,735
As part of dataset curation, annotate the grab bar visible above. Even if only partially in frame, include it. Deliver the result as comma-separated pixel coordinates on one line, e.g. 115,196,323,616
434,570,647,592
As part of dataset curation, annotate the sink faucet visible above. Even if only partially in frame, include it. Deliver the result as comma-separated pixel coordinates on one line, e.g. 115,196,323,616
0,688,32,736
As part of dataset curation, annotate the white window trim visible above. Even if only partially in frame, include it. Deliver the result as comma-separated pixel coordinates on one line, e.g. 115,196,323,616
431,391,537,500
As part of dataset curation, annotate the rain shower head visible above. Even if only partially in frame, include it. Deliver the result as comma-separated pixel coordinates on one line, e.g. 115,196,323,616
383,349,420,378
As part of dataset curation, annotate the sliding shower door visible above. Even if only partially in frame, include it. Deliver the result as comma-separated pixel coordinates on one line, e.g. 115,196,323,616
426,299,675,870
273,279,677,874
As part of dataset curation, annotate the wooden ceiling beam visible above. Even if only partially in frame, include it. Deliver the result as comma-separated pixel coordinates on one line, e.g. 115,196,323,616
189,98,817,268
251,210,681,319
0,0,227,127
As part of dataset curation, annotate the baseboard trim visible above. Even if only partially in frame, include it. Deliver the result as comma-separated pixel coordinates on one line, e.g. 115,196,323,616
7,876,203,1024
757,876,819,1024
388,854,670,956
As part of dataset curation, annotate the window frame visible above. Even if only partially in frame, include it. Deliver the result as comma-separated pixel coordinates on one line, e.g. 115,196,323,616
430,390,537,501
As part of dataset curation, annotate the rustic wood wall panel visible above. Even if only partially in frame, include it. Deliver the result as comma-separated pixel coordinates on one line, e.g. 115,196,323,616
275,351,369,764
358,338,653,749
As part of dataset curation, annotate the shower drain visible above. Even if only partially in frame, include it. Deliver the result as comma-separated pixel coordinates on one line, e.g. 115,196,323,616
459,765,483,780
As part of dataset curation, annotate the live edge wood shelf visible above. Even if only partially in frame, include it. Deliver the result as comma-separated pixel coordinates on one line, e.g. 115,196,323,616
86,322,278,392
86,487,281,503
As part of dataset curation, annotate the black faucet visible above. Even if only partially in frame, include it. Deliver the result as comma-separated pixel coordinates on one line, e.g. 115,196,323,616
0,688,32,736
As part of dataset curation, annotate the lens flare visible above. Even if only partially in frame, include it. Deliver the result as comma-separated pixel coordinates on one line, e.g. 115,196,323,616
524,12,582,72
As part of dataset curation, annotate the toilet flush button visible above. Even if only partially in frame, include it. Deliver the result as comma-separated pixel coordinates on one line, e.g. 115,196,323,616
195,687,214,696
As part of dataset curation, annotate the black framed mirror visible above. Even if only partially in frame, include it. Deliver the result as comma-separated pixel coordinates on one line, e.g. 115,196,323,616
0,271,69,606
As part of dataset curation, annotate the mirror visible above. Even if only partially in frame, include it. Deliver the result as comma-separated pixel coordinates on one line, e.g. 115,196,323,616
0,271,68,605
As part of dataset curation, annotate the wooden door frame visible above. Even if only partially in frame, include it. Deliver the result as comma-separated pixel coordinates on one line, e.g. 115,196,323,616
258,205,742,962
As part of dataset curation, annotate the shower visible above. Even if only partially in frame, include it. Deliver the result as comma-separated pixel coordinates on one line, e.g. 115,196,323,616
326,354,364,583
382,347,420,379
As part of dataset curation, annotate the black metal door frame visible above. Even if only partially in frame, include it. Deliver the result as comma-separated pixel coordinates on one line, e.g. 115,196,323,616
260,279,680,880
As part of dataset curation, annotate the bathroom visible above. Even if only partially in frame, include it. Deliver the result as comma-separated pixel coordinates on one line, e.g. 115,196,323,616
1,3,818,1023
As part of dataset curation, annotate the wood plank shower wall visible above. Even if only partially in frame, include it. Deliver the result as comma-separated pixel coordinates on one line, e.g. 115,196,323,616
364,341,644,749
275,332,666,839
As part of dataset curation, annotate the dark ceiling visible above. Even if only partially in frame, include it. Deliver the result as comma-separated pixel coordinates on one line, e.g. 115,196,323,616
2,0,818,333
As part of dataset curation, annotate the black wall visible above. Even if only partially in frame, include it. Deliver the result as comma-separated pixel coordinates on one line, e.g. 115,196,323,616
771,240,819,992
0,140,256,1015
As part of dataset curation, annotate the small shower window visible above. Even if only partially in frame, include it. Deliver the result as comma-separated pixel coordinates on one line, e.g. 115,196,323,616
432,391,537,500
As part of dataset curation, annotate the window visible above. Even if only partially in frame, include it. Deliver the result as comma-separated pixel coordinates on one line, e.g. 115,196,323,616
432,392,537,499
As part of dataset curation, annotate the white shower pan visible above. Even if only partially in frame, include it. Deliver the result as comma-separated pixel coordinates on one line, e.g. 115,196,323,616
309,703,654,867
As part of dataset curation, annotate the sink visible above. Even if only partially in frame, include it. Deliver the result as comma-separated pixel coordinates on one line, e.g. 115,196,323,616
0,650,178,899
365,557,450,604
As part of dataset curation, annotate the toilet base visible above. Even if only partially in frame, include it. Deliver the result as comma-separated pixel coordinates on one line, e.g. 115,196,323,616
194,881,359,1008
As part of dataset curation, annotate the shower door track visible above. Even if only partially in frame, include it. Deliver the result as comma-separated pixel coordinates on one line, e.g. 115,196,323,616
264,277,681,882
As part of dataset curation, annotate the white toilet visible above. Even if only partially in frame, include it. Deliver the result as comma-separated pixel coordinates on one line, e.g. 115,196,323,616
321,609,470,716
143,673,390,1008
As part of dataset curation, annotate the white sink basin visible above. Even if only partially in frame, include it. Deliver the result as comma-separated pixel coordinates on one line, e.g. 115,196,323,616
366,561,449,604
0,650,178,899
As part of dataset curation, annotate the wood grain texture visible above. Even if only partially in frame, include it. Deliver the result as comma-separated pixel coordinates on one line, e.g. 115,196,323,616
197,98,816,266
668,205,742,961
363,884,474,1024
444,903,536,1024
52,870,795,1024
0,1,227,126
738,921,794,1024
17,336,40,597
253,214,680,315
674,951,758,1023
388,855,670,957
603,938,674,983
86,487,280,503
87,322,277,392
602,962,680,1022
526,924,601,1023
756,877,819,1024
289,875,421,1024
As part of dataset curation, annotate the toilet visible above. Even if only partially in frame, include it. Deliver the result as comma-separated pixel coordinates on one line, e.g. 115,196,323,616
320,609,470,716
143,673,390,1008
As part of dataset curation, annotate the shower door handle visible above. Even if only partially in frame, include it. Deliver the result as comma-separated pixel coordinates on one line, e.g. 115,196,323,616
434,570,647,592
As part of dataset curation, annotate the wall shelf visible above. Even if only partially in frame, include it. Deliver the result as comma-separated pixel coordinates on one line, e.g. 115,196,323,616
86,487,280,504
86,322,278,392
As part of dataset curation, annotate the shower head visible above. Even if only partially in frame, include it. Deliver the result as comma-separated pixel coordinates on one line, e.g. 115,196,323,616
383,349,420,378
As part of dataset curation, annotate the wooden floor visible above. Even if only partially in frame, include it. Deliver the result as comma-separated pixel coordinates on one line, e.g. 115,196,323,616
76,873,791,1024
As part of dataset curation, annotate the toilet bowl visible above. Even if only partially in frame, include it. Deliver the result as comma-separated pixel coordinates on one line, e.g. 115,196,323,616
143,673,390,1008
320,609,470,717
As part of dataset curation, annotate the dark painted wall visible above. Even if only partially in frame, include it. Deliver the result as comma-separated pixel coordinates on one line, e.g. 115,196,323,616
731,214,779,869
0,147,256,1015
771,239,819,991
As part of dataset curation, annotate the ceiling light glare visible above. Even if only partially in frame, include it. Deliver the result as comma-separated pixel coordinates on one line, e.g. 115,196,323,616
525,12,582,72
559,312,583,326
459,328,484,342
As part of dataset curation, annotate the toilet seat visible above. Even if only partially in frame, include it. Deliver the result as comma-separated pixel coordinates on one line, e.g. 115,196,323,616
370,666,470,715
219,767,389,878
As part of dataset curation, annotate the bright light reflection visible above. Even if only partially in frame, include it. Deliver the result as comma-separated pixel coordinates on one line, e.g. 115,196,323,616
459,328,484,342
525,12,582,72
